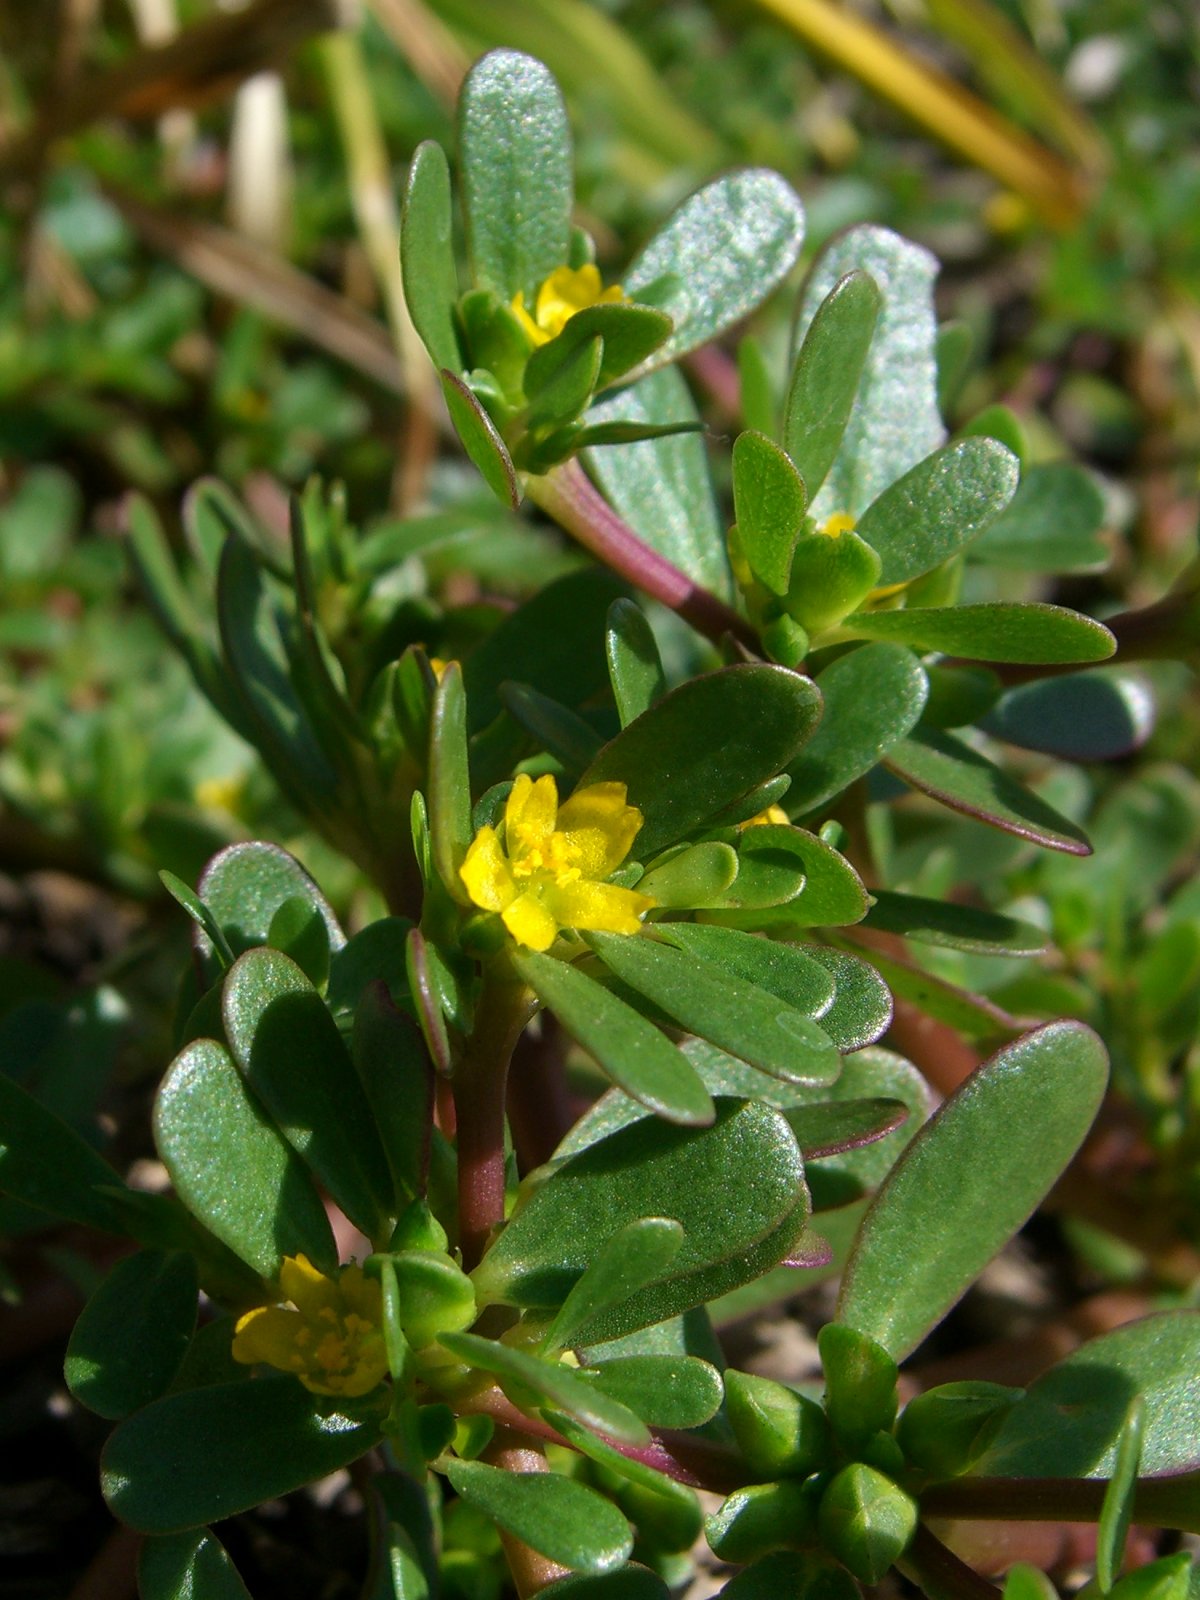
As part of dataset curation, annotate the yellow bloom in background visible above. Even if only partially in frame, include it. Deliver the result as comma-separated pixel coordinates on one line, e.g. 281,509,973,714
460,773,654,952
738,803,791,829
512,264,625,348
232,1254,388,1398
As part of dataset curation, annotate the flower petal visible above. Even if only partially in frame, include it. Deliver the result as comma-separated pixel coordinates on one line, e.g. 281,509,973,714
557,782,644,876
232,1305,307,1371
505,773,558,863
280,1253,338,1317
460,827,516,912
502,890,560,952
547,879,654,936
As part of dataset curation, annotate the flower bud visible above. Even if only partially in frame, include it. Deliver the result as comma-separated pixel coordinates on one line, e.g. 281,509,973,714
817,1463,917,1584
725,1370,831,1479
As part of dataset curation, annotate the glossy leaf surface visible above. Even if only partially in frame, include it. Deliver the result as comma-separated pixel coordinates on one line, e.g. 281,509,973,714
194,841,344,978
847,602,1115,665
444,1460,631,1574
401,141,461,373
138,1530,251,1600
541,1218,687,1355
66,1250,197,1419
784,269,882,500
862,890,1047,955
732,430,806,596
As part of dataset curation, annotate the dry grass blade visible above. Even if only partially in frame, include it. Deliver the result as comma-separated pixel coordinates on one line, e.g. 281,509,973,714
0,0,350,175
104,184,408,397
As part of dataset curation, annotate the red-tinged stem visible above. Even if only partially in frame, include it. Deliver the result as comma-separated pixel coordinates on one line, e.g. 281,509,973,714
453,963,535,1271
484,1431,572,1597
528,459,757,650
901,1524,1005,1600
922,1477,1108,1522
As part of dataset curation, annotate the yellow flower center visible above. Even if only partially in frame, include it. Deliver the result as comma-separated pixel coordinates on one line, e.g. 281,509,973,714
459,773,655,952
819,512,858,540
511,264,626,348
231,1254,389,1398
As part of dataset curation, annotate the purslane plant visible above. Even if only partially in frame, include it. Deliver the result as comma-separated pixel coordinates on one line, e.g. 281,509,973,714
4,44,1200,1600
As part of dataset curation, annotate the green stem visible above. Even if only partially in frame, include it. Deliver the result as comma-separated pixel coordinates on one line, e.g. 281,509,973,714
528,459,756,649
453,961,535,1270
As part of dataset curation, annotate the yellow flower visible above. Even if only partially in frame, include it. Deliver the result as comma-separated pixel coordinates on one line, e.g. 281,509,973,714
738,803,790,829
232,1254,388,1398
459,774,654,953
511,264,625,348
821,511,906,602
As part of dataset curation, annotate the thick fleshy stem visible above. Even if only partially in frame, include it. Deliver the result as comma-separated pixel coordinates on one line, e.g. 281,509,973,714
452,961,535,1271
484,1431,572,1597
528,459,757,650
900,1524,1004,1600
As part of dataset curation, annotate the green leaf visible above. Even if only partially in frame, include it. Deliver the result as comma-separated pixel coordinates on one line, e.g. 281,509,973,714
498,682,604,773
983,670,1154,762
587,932,841,1086
862,890,1047,955
586,368,731,601
847,602,1116,665
222,949,394,1241
102,1376,381,1532
352,983,434,1209
732,431,806,597
473,1099,809,1342
443,1460,632,1574
784,269,882,500
439,1331,649,1446
139,1530,252,1600
266,896,331,990
429,661,474,902
1098,1398,1144,1592
441,372,521,508
606,600,666,728
215,535,340,804
155,1038,336,1277
328,917,414,1017
856,439,1020,588
786,644,928,816
654,924,835,1017
638,842,739,908
818,1323,898,1448
851,943,1024,1041
896,1381,1023,1479
796,226,943,521
458,49,572,303
885,728,1092,855
784,524,881,635
581,1353,723,1428
626,171,805,367
526,304,674,398
160,872,235,970
977,1312,1200,1479
720,1552,858,1600
805,948,893,1051
838,1022,1108,1359
724,1371,831,1480
739,336,777,438
817,1463,917,1584
66,1250,197,1419
710,826,869,928
194,841,345,981
541,1567,670,1599
545,1412,703,1548
969,461,1109,573
706,1478,819,1562
579,665,822,857
526,335,604,432
540,1218,687,1355
518,948,714,1123
401,141,462,374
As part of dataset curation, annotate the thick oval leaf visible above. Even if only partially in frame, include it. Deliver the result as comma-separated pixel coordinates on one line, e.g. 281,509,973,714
654,924,835,1018
222,950,394,1240
638,843,739,908
473,1099,808,1342
982,670,1155,761
579,666,822,858
515,950,714,1125
976,1313,1200,1479
856,439,1020,587
541,1567,670,1599
796,227,943,521
885,728,1092,854
587,931,841,1086
429,661,474,901
784,269,882,501
541,1219,687,1356
439,1331,649,1446
625,171,805,367
786,643,928,816
546,1412,704,1548
194,841,345,979
101,1376,381,1532
458,50,572,303
441,372,520,508
401,140,462,373
606,599,666,728
352,982,433,1209
862,891,1047,956
586,368,731,601
969,461,1108,573
444,1460,632,1574
804,948,894,1051
66,1250,197,1419
154,1038,336,1278
732,431,806,597
0,1069,139,1237
847,602,1116,665
854,943,1026,1041
838,1022,1108,1359
582,1354,723,1429
139,1530,251,1600
527,304,673,398
1097,1399,1144,1590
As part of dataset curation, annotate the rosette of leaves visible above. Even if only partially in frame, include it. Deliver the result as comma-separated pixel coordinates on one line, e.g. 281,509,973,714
401,48,805,490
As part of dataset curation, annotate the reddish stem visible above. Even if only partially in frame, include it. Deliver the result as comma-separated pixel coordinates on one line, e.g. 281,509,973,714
483,1431,572,1597
903,1523,1005,1600
529,460,756,649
